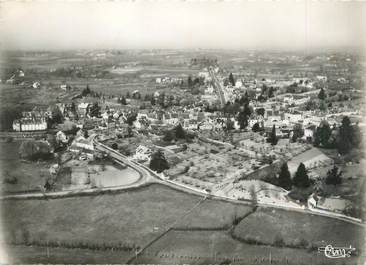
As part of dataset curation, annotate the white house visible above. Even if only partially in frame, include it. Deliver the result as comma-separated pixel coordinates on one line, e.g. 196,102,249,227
78,103,90,117
133,145,152,162
32,82,41,89
69,135,94,158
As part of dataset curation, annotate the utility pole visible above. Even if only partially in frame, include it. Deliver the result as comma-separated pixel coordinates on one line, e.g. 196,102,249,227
47,239,49,258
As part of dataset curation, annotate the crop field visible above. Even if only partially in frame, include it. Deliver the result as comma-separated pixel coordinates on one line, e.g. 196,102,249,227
233,207,365,250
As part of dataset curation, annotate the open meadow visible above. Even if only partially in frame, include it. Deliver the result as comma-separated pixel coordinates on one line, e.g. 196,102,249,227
233,207,365,250
135,230,361,265
0,141,52,193
1,183,364,263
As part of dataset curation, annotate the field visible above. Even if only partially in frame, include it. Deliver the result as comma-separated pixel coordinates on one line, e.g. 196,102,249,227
233,207,365,249
0,184,251,248
135,230,361,265
0,141,52,193
1,244,134,264
1,182,365,263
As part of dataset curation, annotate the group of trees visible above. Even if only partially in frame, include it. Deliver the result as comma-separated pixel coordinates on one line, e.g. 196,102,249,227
277,162,343,191
258,84,275,101
163,124,192,142
313,116,362,155
187,75,204,95
222,93,253,131
277,162,310,190
267,125,278,145
149,150,169,173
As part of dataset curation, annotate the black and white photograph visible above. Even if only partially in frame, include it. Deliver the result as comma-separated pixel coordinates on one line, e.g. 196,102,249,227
0,0,365,264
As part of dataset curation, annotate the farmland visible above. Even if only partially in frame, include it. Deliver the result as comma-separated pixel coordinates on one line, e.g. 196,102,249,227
233,207,365,249
135,230,359,265
0,184,251,248
1,183,364,264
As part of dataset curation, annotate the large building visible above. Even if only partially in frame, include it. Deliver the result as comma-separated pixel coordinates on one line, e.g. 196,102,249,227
12,111,48,132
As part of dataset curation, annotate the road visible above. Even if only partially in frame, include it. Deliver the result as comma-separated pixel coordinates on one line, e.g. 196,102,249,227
208,67,226,107
1,138,364,227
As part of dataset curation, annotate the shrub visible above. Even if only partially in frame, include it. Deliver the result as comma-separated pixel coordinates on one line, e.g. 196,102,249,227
3,175,17,184
273,234,285,247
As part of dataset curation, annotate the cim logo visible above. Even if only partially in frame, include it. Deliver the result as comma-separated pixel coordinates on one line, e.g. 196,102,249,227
318,245,356,259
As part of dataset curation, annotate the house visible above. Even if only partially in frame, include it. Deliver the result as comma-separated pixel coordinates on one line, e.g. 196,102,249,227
60,84,71,91
308,194,351,214
12,110,48,132
288,148,333,174
56,131,68,144
69,135,95,158
78,103,90,117
133,145,152,162
302,125,316,141
284,113,302,123
32,81,41,89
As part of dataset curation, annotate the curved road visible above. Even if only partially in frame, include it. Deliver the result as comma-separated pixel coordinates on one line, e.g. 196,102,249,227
1,139,364,227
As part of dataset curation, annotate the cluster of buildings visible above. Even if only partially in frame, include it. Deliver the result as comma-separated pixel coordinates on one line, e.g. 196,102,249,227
12,109,48,132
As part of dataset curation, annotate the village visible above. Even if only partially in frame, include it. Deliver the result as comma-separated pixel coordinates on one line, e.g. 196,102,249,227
3,52,364,222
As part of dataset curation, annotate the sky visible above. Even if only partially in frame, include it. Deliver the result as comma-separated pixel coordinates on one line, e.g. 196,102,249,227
0,0,366,51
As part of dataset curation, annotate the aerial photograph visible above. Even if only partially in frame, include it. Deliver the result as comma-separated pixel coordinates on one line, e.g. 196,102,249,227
0,1,365,264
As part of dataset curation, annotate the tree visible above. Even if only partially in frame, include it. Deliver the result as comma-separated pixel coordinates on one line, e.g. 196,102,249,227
126,112,137,126
278,163,292,190
267,125,278,145
313,121,332,147
249,185,257,208
252,122,261,132
163,130,175,142
44,179,53,192
325,165,342,186
174,124,186,139
292,123,304,142
268,87,275,98
188,76,193,89
256,107,265,117
81,85,91,97
318,88,326,100
150,96,156,106
49,106,64,125
89,103,101,117
292,163,310,188
19,140,52,161
149,150,169,173
225,118,234,131
319,100,327,111
120,96,127,105
337,116,353,154
237,111,248,130
228,73,235,86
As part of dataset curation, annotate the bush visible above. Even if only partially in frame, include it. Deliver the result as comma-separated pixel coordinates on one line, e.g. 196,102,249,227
3,175,18,184
5,136,13,143
273,234,285,247
19,140,53,161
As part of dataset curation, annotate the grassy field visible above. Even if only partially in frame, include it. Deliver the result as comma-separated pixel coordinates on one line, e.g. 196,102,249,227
135,230,361,265
1,182,365,263
2,244,133,264
175,199,253,229
233,207,365,250
0,141,52,193
1,184,250,248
